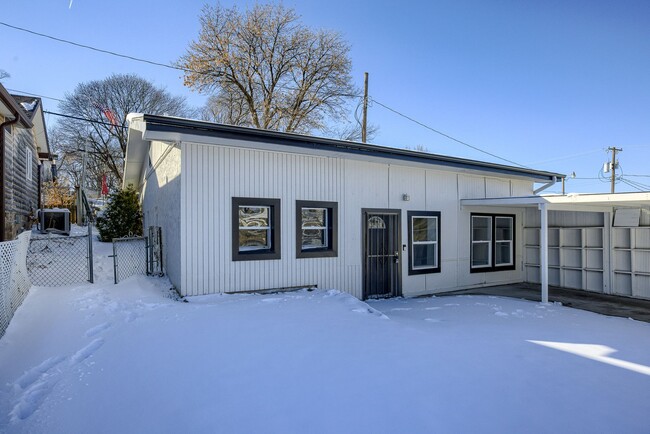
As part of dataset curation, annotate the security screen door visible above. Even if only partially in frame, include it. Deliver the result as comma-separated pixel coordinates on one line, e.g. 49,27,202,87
362,209,401,299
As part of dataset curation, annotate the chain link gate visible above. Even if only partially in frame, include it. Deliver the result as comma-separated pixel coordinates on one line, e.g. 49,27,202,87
27,224,94,286
147,226,163,276
112,227,163,284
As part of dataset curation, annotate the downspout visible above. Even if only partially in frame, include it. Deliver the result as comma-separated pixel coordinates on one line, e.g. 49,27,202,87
0,114,21,241
37,163,42,211
534,176,560,195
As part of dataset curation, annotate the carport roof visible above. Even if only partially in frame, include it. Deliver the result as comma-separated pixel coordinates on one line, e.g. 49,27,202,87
461,192,650,212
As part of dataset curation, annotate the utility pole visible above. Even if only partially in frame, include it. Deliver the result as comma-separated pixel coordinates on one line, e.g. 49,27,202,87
361,72,368,143
608,147,623,194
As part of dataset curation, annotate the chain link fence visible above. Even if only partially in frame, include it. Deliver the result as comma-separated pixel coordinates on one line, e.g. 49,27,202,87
112,227,163,284
1,231,32,338
27,233,93,286
112,236,148,283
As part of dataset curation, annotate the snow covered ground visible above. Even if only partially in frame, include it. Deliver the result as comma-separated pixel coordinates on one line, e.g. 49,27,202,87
1,235,650,433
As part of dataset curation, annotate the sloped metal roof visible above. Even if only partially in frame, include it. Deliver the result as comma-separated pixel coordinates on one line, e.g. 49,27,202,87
124,113,564,189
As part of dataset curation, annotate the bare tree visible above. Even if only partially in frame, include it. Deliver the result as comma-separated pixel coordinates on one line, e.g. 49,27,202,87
54,73,189,185
0,69,9,80
178,3,357,134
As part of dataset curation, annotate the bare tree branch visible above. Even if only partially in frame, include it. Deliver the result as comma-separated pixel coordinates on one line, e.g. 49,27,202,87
53,73,189,187
177,3,358,134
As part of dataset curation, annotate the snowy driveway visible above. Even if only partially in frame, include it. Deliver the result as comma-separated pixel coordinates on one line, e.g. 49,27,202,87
1,278,650,434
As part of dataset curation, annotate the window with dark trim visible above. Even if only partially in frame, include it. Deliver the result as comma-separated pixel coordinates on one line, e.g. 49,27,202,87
408,211,441,275
232,197,281,261
470,213,515,272
296,200,338,258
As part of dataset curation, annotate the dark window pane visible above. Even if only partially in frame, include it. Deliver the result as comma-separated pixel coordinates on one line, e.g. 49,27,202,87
472,243,490,267
413,217,437,242
495,241,512,265
472,217,491,242
495,217,513,241
413,244,436,268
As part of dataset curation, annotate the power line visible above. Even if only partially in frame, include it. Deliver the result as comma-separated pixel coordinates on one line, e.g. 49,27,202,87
3,21,534,166
371,98,527,167
621,177,650,191
6,88,65,103
525,149,603,166
43,110,126,129
620,178,649,192
0,21,362,98
0,21,185,74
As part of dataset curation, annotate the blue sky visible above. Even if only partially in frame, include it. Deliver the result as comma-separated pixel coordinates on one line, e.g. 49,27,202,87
2,0,649,193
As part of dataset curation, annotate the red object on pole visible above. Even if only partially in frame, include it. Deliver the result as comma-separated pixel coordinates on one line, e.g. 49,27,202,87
101,174,109,196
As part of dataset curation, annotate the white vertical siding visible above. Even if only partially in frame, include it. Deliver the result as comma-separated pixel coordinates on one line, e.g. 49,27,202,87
141,140,182,290
458,175,486,199
511,180,533,196
181,144,356,296
486,178,511,197
423,170,461,294
175,141,534,298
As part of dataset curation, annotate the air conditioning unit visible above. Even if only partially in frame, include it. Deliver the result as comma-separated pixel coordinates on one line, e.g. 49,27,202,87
38,208,71,235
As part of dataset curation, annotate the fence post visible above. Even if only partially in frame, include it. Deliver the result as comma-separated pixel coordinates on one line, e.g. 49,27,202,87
112,240,118,285
158,227,163,276
87,223,94,283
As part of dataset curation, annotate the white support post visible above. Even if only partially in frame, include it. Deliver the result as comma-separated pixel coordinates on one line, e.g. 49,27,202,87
539,203,549,303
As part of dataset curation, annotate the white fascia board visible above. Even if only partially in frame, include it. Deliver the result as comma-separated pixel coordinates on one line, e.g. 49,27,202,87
461,192,650,211
123,118,150,190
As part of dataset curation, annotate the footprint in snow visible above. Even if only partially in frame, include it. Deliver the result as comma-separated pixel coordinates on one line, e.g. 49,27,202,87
124,311,139,323
84,322,111,338
10,355,66,422
9,337,107,422
14,356,66,392
70,338,104,365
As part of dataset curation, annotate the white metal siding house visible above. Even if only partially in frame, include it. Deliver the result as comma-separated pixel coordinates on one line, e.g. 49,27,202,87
123,114,649,301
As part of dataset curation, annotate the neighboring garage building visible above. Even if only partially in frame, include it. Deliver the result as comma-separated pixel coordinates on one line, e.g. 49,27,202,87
123,114,649,301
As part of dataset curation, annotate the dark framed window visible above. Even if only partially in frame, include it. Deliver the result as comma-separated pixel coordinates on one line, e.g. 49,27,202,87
470,213,515,272
296,200,338,258
407,211,441,275
232,197,281,261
